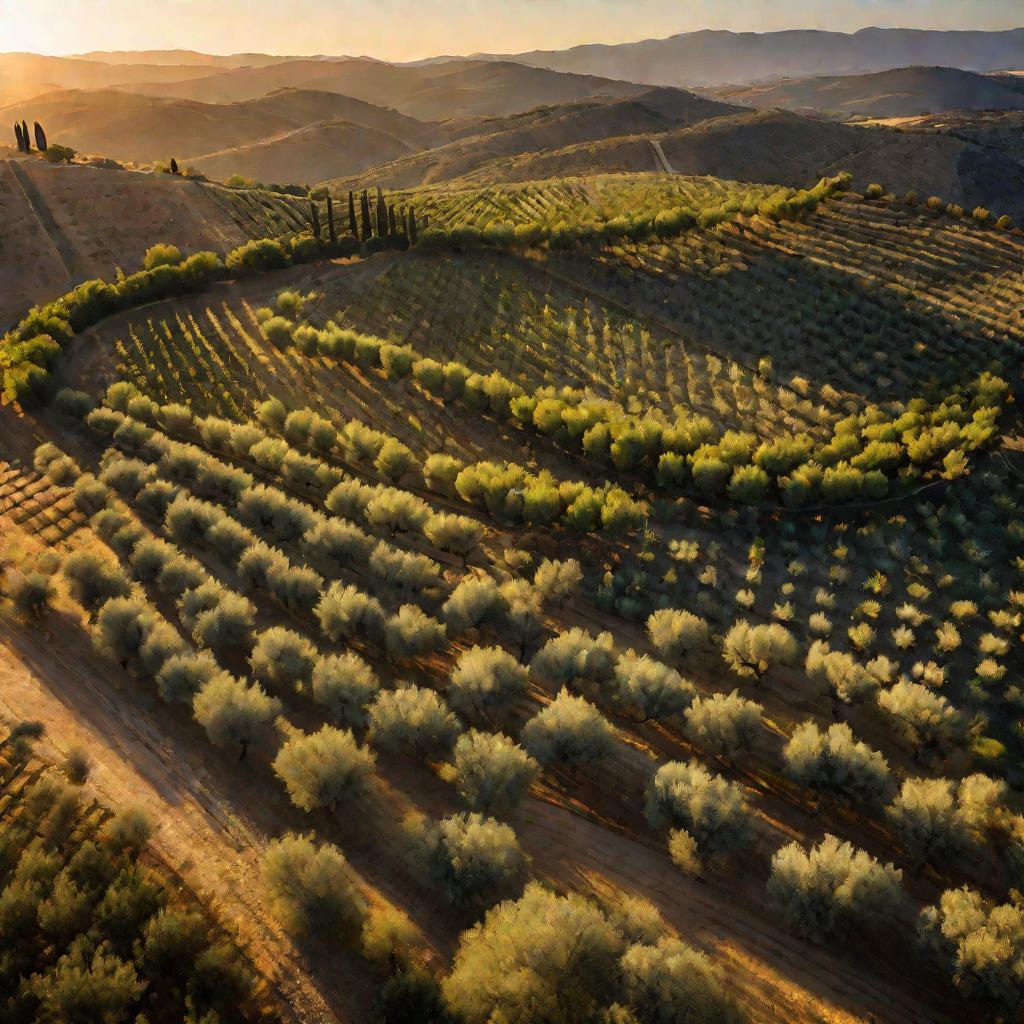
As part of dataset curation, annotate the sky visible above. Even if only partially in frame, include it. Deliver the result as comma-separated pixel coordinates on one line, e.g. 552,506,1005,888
1,0,1022,61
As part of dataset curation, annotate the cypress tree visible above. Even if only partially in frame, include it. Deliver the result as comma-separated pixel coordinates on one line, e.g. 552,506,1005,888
387,204,398,237
33,122,47,152
360,190,371,241
309,199,321,241
170,157,179,175
14,122,23,152
408,207,418,246
326,195,337,244
348,191,357,236
21,120,30,152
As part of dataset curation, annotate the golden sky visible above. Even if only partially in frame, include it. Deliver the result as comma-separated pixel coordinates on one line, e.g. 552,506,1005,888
1,0,1020,61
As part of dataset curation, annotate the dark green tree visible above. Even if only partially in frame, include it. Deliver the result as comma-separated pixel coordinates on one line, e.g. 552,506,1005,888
170,157,179,175
348,190,358,235
387,204,398,237
326,195,337,243
34,122,47,152
408,207,419,246
21,120,30,152
14,122,24,152
309,199,321,241
360,190,372,241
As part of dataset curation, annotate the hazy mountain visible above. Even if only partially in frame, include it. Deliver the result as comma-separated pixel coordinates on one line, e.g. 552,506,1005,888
476,28,1024,89
68,50,296,68
0,88,438,166
0,53,224,106
712,66,1024,119
117,58,643,120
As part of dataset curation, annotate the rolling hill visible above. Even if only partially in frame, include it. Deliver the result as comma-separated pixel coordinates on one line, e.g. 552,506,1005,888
477,27,1024,89
117,57,644,119
0,87,440,167
711,66,1024,119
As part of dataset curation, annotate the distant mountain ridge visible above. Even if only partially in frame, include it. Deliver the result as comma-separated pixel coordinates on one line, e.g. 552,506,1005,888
473,28,1024,88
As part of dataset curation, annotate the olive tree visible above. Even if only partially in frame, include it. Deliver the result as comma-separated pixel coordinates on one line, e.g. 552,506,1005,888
877,680,966,755
767,834,902,943
449,730,538,816
918,887,1024,1014
783,721,890,807
521,689,615,768
62,549,132,617
94,596,156,670
448,646,529,722
315,583,385,645
533,558,583,606
886,777,977,865
644,760,754,865
155,650,219,705
262,834,366,940
367,685,461,760
529,627,615,696
684,691,762,759
249,627,317,692
10,571,55,620
191,592,256,654
612,652,695,723
412,812,527,911
646,609,710,663
384,606,447,662
441,576,508,635
310,652,380,727
443,883,623,1023
273,726,376,811
722,621,799,685
193,674,280,759
804,641,879,707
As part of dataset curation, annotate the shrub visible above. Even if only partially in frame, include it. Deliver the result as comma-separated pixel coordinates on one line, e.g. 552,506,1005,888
441,576,508,634
533,558,583,605
443,883,622,1023
262,834,365,939
361,907,427,970
425,513,484,556
192,674,280,757
155,651,219,704
226,238,288,273
62,549,132,616
9,571,54,619
646,609,710,663
684,690,761,759
413,812,526,911
449,730,538,815
273,726,376,811
783,721,889,806
886,778,974,864
368,685,461,759
249,627,317,692
191,591,256,653
621,938,744,1024
767,835,902,943
94,596,156,668
365,488,431,535
804,641,878,706
918,887,1024,1013
529,627,615,695
612,652,695,722
143,243,182,270
448,646,529,721
877,680,965,754
521,689,614,768
302,517,374,574
722,621,799,684
315,583,385,645
385,605,447,661
370,543,442,595
644,760,753,864
311,652,380,727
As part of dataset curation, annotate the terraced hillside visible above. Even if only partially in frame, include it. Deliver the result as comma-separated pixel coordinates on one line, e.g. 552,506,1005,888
1,172,1023,1023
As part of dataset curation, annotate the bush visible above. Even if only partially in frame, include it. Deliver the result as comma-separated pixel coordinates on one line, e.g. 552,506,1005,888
644,760,754,865
413,812,526,910
143,244,182,270
249,627,317,692
377,969,458,1023
804,641,879,706
94,596,157,668
262,834,365,939
783,721,889,806
918,887,1024,1013
886,778,974,865
683,691,762,758
646,609,709,663
385,605,447,662
368,685,461,759
722,621,799,684
62,549,132,616
302,517,374,574
877,680,965,754
9,571,54,619
365,489,430,535
316,583,385,645
311,652,380,727
192,674,280,757
441,576,508,634
533,558,583,605
273,726,376,811
155,651,219,704
621,938,744,1024
449,730,538,816
425,512,484,556
226,238,288,274
448,646,529,721
767,834,902,943
613,652,695,722
443,883,622,1023
529,627,615,696
423,453,464,494
191,591,255,654
521,689,614,768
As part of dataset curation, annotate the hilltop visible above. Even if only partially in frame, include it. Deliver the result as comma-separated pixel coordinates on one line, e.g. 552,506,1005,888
711,66,1024,119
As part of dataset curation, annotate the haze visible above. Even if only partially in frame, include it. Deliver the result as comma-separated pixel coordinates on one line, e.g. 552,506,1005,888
2,0,1021,61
